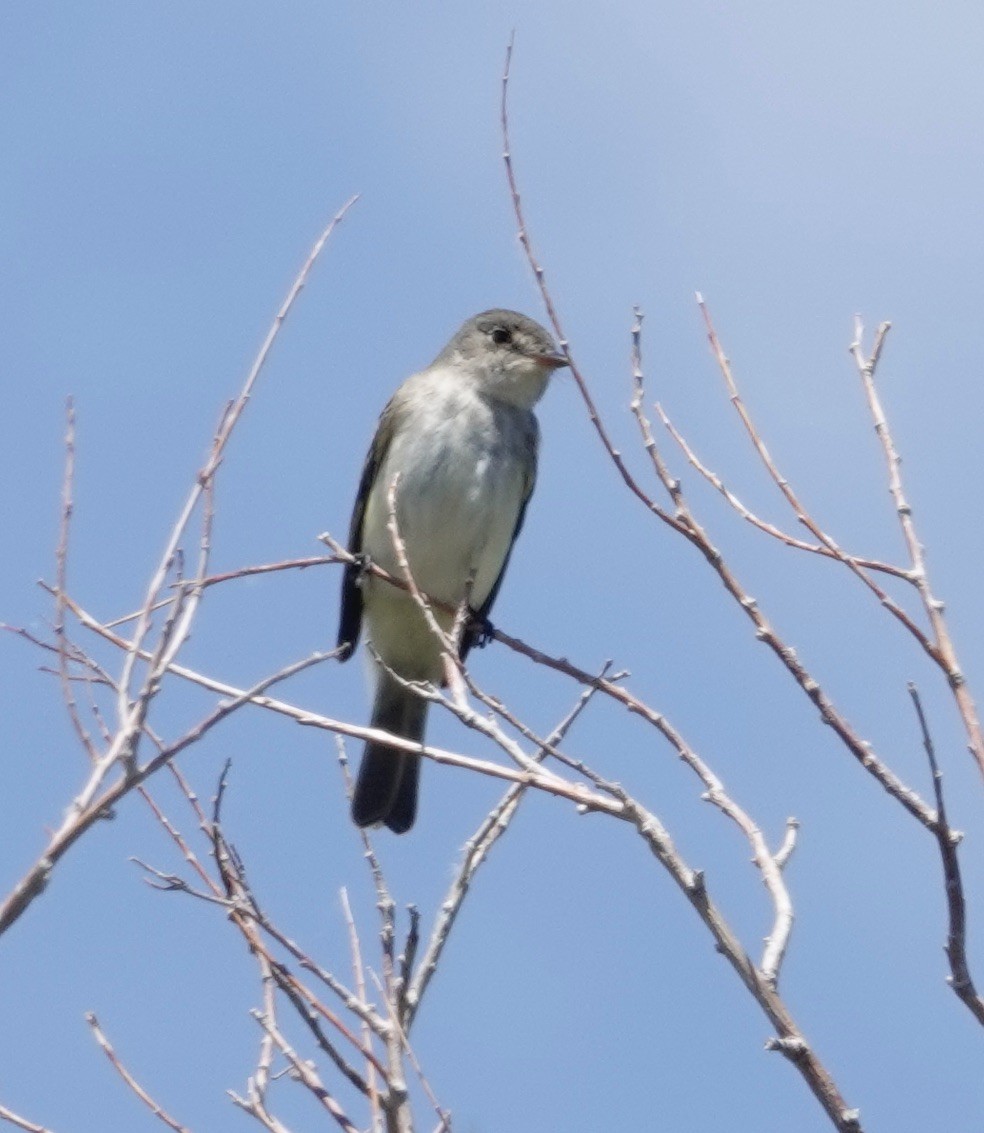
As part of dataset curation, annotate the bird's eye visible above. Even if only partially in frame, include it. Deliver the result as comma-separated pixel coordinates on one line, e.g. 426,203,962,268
490,326,512,345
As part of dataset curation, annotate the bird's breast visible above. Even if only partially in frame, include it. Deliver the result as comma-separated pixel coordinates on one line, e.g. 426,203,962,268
361,389,532,609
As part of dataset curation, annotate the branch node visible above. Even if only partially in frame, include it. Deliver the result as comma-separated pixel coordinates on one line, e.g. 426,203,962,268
758,965,779,990
765,1035,808,1059
36,858,54,891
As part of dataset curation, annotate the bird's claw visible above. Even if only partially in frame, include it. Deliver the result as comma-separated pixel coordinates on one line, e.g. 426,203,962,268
353,552,373,584
466,612,495,650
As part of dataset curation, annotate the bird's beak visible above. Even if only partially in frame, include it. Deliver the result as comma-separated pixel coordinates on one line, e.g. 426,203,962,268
534,350,570,371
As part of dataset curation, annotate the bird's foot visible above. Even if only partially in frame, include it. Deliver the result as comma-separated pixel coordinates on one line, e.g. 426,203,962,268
353,552,373,584
464,611,495,651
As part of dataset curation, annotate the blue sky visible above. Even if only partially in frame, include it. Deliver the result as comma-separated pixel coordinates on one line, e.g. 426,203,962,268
3,4,984,1131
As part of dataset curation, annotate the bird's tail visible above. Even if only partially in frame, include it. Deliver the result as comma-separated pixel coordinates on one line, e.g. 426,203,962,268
351,670,426,834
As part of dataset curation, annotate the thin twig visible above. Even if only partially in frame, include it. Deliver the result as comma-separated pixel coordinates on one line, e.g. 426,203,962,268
137,784,224,899
698,298,943,665
774,819,801,870
105,555,341,629
371,971,450,1132
340,887,382,1129
54,397,97,761
86,1013,192,1133
249,1010,361,1133
404,675,606,1027
654,397,912,578
250,964,280,1127
195,784,385,1090
907,684,984,1025
227,1086,294,1133
500,40,691,542
852,322,984,785
0,1105,55,1133
115,197,357,730
165,769,391,1055
0,650,338,937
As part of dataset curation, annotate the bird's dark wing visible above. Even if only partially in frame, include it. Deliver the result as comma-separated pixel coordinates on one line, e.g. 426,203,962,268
460,421,538,663
337,399,399,659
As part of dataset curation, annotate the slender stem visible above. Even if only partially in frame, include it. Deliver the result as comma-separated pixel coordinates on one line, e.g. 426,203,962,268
852,322,984,785
907,684,984,1024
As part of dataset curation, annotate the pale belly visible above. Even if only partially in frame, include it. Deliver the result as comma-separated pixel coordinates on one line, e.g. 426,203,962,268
359,395,530,676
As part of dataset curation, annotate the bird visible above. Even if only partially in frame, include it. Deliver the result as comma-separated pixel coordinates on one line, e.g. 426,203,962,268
337,309,567,833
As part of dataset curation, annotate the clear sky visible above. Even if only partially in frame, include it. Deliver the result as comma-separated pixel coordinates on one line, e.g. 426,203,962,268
2,4,984,1131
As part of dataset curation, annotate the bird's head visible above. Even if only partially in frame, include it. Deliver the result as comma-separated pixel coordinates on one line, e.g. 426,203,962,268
437,309,568,408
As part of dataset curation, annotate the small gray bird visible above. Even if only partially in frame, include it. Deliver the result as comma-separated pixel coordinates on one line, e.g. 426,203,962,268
337,309,567,833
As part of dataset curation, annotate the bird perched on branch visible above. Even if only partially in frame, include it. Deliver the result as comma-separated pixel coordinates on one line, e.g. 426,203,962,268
337,309,567,832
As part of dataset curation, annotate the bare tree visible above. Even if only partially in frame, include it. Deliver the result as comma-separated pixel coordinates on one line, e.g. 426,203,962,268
2,47,982,1133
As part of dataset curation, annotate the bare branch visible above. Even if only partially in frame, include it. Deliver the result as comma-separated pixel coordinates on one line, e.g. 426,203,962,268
907,684,984,1025
105,555,341,630
54,397,97,762
116,197,357,723
371,970,450,1133
227,1086,295,1133
500,41,691,542
404,673,606,1027
137,782,223,899
344,532,940,837
852,322,984,785
0,650,338,937
620,780,860,1132
86,1013,192,1133
249,1010,362,1133
502,40,861,1130
230,964,285,1133
774,819,801,870
152,772,393,1058
698,298,943,663
654,397,912,578
341,887,383,1129
501,55,932,842
0,1104,55,1133
89,197,355,800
